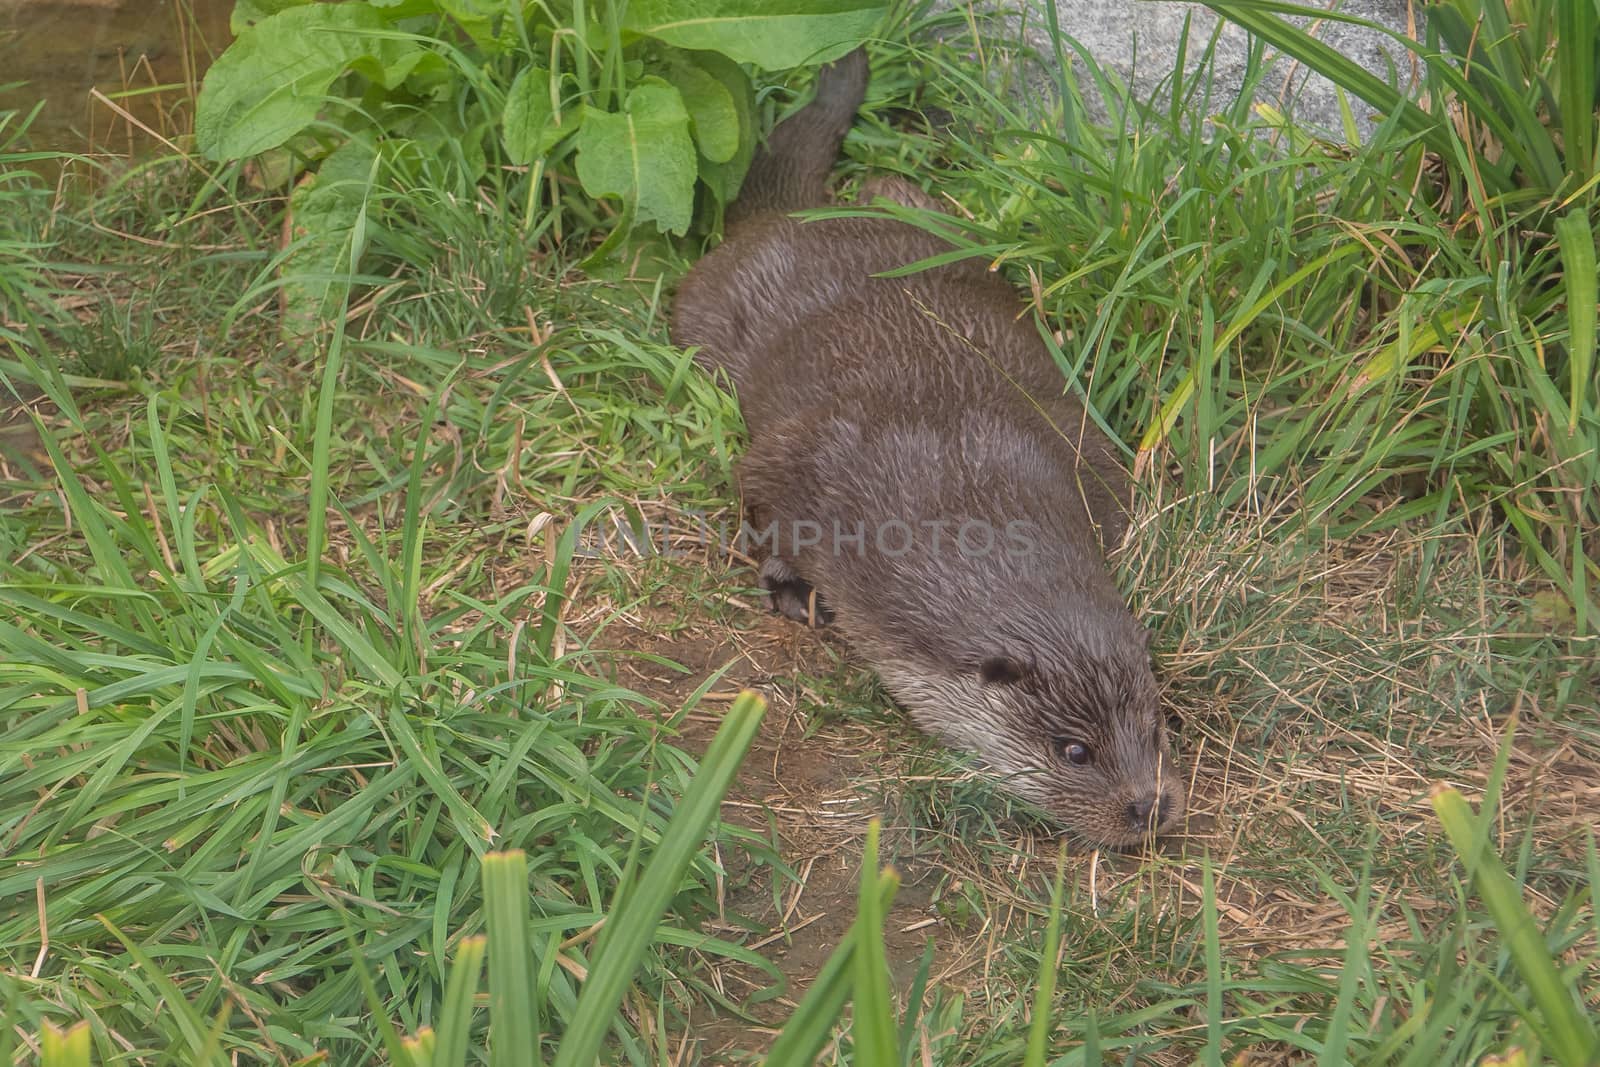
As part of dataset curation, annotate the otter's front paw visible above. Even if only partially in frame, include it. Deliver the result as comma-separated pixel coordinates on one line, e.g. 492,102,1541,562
758,557,834,627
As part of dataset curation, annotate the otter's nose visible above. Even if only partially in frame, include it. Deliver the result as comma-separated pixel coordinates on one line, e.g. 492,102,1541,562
1127,793,1171,831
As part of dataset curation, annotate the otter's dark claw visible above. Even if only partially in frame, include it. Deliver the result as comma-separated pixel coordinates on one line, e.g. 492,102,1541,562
759,557,834,627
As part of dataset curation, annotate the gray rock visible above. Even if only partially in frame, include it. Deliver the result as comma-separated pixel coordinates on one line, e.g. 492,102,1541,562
1032,0,1421,137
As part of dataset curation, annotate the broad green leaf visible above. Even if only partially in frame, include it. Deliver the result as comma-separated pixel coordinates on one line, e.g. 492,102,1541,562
433,0,522,51
623,0,885,71
228,0,311,35
660,52,741,163
574,79,697,235
196,3,424,160
679,50,755,206
281,138,378,336
437,0,505,45
503,66,576,164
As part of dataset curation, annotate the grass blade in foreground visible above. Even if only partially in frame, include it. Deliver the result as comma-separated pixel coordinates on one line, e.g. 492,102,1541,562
1555,210,1597,438
551,691,767,1067
1202,858,1225,1067
1431,784,1599,1066
432,936,487,1067
763,871,900,1067
485,851,536,1067
39,1022,90,1067
1023,844,1068,1067
851,819,899,1065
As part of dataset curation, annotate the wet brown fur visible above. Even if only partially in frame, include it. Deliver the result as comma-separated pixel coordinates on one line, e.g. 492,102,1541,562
671,49,1183,845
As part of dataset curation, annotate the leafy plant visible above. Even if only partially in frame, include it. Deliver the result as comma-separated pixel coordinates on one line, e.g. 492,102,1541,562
194,0,885,330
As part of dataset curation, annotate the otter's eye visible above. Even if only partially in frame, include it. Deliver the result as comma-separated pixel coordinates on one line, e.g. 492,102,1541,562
1055,739,1092,766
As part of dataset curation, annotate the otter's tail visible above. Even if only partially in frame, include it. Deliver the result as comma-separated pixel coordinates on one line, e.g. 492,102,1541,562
727,47,869,225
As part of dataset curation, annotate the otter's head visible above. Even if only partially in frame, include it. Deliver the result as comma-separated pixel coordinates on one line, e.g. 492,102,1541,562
877,629,1184,847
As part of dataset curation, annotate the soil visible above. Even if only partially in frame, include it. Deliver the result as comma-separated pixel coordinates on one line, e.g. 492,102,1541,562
0,385,51,487
592,588,993,1062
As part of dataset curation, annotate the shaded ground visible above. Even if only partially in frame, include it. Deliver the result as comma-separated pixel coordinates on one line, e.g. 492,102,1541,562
0,385,49,481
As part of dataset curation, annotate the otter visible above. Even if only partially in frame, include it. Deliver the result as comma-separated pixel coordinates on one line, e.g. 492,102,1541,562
671,48,1183,846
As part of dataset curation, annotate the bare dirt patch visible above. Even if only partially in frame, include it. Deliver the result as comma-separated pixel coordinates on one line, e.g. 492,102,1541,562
594,597,980,1061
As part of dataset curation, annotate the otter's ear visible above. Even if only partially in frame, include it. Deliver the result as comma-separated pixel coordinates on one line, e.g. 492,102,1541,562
978,655,1026,685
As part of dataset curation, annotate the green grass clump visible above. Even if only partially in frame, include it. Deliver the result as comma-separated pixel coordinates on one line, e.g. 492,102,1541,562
1,107,763,1057
1197,0,1599,643
0,101,59,338
0,360,769,1061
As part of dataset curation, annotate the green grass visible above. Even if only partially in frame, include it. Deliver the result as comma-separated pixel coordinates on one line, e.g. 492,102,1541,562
1,99,767,1063
0,357,770,1061
4,1,1599,1064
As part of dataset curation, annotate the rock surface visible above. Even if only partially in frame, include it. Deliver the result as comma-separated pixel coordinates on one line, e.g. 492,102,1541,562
1036,0,1420,136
